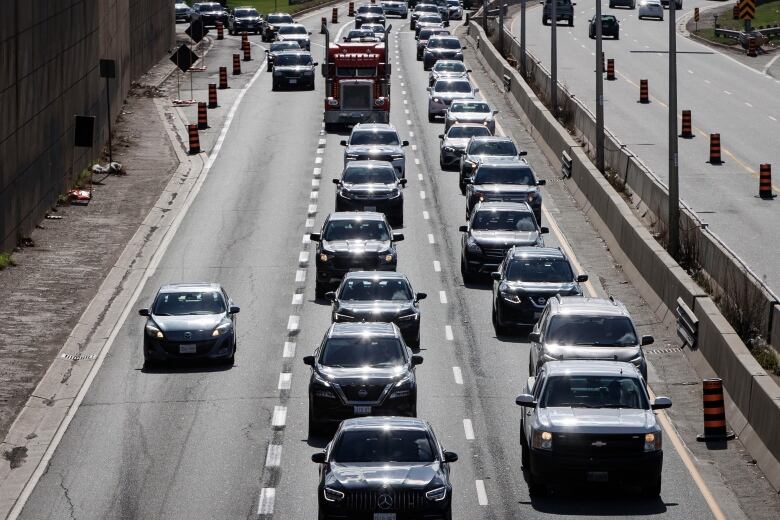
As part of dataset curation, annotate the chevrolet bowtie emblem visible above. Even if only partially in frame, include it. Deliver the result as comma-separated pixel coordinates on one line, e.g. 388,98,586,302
592,441,607,447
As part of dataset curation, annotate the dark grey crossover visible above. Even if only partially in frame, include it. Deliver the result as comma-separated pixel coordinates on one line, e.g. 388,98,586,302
438,123,492,169
464,160,545,223
334,161,407,225
459,136,526,193
227,7,262,34
271,50,317,90
265,40,301,71
261,12,295,41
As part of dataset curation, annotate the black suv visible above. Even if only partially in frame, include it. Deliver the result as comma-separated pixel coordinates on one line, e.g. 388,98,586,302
304,323,422,435
589,14,620,39
355,4,387,27
423,35,464,70
334,160,407,225
313,417,457,518
191,2,228,27
327,271,426,347
459,202,548,283
465,160,545,224
227,6,262,34
491,247,587,334
271,50,317,90
261,12,294,41
542,0,575,26
312,212,404,299
459,136,526,193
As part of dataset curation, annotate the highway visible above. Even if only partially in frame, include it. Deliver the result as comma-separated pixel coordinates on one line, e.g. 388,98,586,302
6,3,770,519
513,0,780,293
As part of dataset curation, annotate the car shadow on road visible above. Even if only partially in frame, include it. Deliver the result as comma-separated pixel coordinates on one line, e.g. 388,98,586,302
305,435,332,449
524,487,674,515
139,360,234,374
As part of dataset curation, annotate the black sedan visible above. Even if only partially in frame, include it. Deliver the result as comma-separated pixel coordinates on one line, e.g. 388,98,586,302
313,417,457,519
304,322,422,435
459,202,548,283
589,14,620,39
327,271,426,347
334,160,406,225
311,212,404,299
271,51,317,90
228,7,262,35
138,283,239,366
265,40,301,71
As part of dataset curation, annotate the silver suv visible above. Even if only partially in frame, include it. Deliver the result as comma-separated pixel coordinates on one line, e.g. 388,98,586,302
342,124,409,178
516,360,671,497
528,296,654,379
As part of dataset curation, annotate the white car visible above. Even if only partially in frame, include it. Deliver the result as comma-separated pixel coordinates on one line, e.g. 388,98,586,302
427,79,478,121
381,0,409,18
447,0,463,20
638,0,664,19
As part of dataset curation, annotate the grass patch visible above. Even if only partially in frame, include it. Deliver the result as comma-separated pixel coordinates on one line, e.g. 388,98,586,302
693,28,739,46
0,252,15,270
752,345,780,375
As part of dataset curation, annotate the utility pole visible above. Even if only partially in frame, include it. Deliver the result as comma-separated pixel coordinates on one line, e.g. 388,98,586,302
483,0,488,34
595,0,604,172
551,0,558,118
668,0,680,260
520,0,527,77
498,2,504,55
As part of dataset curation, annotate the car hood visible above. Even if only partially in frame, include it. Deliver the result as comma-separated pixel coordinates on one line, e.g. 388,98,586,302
543,344,642,363
502,281,579,295
537,407,656,433
326,462,443,490
323,240,392,253
319,364,407,383
449,112,492,122
346,145,403,155
471,230,540,245
341,183,398,193
336,301,414,318
472,183,536,195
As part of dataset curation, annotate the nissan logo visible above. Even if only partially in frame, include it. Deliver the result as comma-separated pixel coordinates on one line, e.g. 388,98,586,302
377,493,393,510
183,332,192,340
357,388,369,398
537,297,546,305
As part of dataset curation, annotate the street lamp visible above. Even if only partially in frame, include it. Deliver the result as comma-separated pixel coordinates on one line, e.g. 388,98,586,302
668,1,680,260
595,0,604,173
551,0,558,118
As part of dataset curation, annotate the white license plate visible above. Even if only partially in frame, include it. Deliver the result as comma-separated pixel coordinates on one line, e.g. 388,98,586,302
354,405,372,414
374,514,396,520
364,206,376,212
289,78,297,84
179,344,197,354
586,471,608,482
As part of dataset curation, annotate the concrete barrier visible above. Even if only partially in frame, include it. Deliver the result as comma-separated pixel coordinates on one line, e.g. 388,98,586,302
465,19,780,490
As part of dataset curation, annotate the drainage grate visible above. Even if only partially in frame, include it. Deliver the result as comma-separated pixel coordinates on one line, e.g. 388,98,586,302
645,347,683,355
61,353,97,361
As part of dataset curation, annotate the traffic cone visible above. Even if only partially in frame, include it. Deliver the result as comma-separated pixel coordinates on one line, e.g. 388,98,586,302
208,83,218,108
197,102,208,129
188,124,201,154
759,164,776,199
233,53,241,75
219,67,228,89
243,45,251,62
321,16,327,34
216,22,224,40
696,379,735,442
709,133,722,164
747,37,758,57
332,7,338,23
606,59,615,81
241,31,248,46
639,79,649,103
680,110,693,138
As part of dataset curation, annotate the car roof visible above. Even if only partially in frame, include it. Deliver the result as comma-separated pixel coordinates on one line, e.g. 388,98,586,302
353,123,398,132
328,322,399,337
551,296,630,317
327,211,388,222
340,416,430,431
473,201,533,212
544,360,641,377
159,282,222,293
276,50,310,56
508,246,565,260
343,271,409,281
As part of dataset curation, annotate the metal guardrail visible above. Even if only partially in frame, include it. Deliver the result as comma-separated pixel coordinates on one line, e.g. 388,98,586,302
676,297,699,349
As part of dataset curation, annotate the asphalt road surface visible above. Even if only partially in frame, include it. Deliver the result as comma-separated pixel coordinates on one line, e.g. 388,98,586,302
514,0,780,294
10,4,768,520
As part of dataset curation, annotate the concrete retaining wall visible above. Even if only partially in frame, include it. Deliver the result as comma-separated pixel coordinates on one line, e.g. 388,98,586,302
0,0,174,254
466,20,780,490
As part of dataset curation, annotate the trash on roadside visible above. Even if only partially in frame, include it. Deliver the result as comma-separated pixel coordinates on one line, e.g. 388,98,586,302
67,189,92,205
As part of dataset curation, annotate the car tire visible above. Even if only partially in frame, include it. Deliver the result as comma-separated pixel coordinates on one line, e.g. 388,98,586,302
271,80,277,91
615,31,620,40
315,281,327,300
520,428,530,468
461,256,476,284
642,477,662,498
443,508,452,520
493,306,510,336
309,405,325,438
394,209,404,228
542,17,548,26
440,155,446,169
568,17,573,27
428,113,435,122
609,1,614,6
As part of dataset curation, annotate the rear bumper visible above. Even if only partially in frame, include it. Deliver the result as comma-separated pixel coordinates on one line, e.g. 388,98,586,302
324,110,390,124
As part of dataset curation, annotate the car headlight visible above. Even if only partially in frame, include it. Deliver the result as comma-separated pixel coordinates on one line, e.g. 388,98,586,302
390,375,413,398
388,188,402,199
323,487,344,502
629,354,644,367
425,486,447,501
319,252,330,262
501,292,522,304
466,237,482,254
145,323,164,339
211,320,233,337
397,311,419,321
531,430,553,451
528,192,537,202
432,97,441,103
383,253,395,263
644,432,662,452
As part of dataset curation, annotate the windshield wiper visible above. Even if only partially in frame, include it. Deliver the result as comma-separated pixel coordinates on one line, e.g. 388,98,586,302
600,404,638,409
572,341,629,346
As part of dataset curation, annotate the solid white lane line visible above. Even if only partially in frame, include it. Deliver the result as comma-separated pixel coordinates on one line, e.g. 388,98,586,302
433,260,441,272
265,444,283,467
452,366,463,385
445,325,453,341
257,488,276,515
283,341,296,358
299,251,309,264
439,290,448,304
278,373,292,390
475,480,488,506
271,406,287,427
463,419,475,440
295,269,306,283
428,233,435,244
423,211,430,220
420,191,426,200
287,315,300,331
723,90,732,95
291,293,303,305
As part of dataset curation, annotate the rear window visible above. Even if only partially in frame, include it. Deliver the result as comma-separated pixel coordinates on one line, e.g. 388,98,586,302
468,140,517,155
545,315,638,346
331,429,435,463
472,210,537,231
473,166,534,185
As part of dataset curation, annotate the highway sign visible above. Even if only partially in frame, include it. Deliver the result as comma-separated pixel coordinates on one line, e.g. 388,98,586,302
169,44,198,73
740,0,756,21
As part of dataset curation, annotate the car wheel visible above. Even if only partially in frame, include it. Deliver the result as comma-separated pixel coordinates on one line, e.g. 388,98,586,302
642,476,662,498
520,428,530,468
443,508,452,520
394,209,404,228
461,256,476,284
440,155,446,169
609,1,614,6
271,80,277,91
568,17,573,27
493,306,510,336
315,281,328,300
615,31,620,40
308,405,325,438
402,14,408,19
428,112,436,122
542,17,548,26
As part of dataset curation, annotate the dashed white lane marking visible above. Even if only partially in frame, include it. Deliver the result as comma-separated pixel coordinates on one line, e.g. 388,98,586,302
445,325,454,341
404,99,408,104
409,131,414,137
302,233,311,244
427,233,435,244
704,79,711,84
278,373,292,390
310,191,319,200
688,69,694,74
423,210,430,220
406,119,412,125
414,158,420,165
305,218,314,228
265,444,283,467
291,293,303,305
463,419,475,440
295,269,306,282
316,148,324,155
298,251,309,264
315,156,323,164
257,488,275,515
283,341,296,358
452,366,463,384
475,480,488,506
307,204,317,215
271,406,287,427
313,167,321,177
411,144,417,151
433,260,441,272
581,44,586,49
418,173,424,181
439,290,448,304
401,82,405,87
420,190,426,200
312,178,320,187
318,138,326,146
402,90,407,95
723,90,732,95
405,109,410,114
770,115,778,121
287,315,300,331
745,102,753,108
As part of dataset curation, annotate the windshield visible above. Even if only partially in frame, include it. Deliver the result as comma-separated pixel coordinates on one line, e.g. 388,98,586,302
545,315,639,346
339,278,412,301
469,140,517,155
198,3,221,11
350,130,400,146
420,15,442,23
234,9,259,17
359,5,385,13
343,165,398,184
417,5,439,12
271,42,300,51
451,101,489,112
323,219,391,241
448,0,460,5
268,14,294,23
320,337,405,367
331,429,435,463
435,81,472,93
420,29,449,40
430,38,460,49
153,291,225,316
348,29,376,39
278,25,307,35
542,375,648,409
446,125,491,139
434,61,466,72
473,166,534,185
274,54,312,66
472,210,537,231
506,258,573,282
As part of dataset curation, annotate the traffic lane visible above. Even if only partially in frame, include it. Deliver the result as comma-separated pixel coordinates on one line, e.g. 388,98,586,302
16,11,336,520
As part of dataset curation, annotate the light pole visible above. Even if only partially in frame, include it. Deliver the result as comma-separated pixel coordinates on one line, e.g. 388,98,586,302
595,0,604,172
551,0,558,118
520,0,527,77
668,0,680,260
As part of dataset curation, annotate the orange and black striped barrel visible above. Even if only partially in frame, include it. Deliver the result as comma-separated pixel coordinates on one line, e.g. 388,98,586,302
197,102,208,130
208,83,218,108
759,164,775,199
332,7,338,23
680,110,693,138
696,378,734,441
349,2,355,16
219,66,228,89
241,31,248,45
639,79,649,103
188,124,201,154
747,38,758,57
216,22,224,40
709,133,722,164
243,45,251,61
606,59,615,81
233,53,241,75
321,16,327,34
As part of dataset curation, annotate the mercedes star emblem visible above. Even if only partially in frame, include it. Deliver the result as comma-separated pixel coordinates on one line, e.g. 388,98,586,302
183,332,192,340
377,493,393,510
537,297,546,305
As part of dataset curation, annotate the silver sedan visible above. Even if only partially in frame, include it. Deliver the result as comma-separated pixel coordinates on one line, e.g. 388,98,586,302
438,123,492,169
427,79,478,121
445,99,497,134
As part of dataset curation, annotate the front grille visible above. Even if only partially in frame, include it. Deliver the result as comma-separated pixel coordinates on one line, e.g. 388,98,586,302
482,247,510,259
481,193,530,203
333,255,380,270
344,488,428,512
555,433,645,457
353,153,394,162
342,84,373,110
340,384,386,401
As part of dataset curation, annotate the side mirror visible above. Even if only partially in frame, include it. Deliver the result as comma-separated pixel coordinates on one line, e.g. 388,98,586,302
308,31,312,35
313,62,319,66
415,292,427,301
411,355,424,366
540,227,549,234
399,178,408,186
332,178,341,184
473,87,479,92
303,355,315,366
392,232,405,242
462,46,467,50
138,308,150,316
576,274,589,282
339,139,348,146
325,291,336,302
651,397,672,410
458,225,468,232
444,20,450,26
492,109,498,115
229,306,241,314
443,451,458,463
265,49,270,53
438,134,444,139
641,335,655,346
519,151,528,157
426,87,432,92
311,452,327,463
515,394,536,407
310,232,322,242
490,272,501,281
536,179,547,186
402,140,410,147
528,332,541,343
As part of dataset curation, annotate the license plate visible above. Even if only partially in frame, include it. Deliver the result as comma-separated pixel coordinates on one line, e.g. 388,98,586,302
374,515,395,520
354,405,372,414
289,78,297,84
586,471,608,482
364,206,376,212
179,344,197,354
